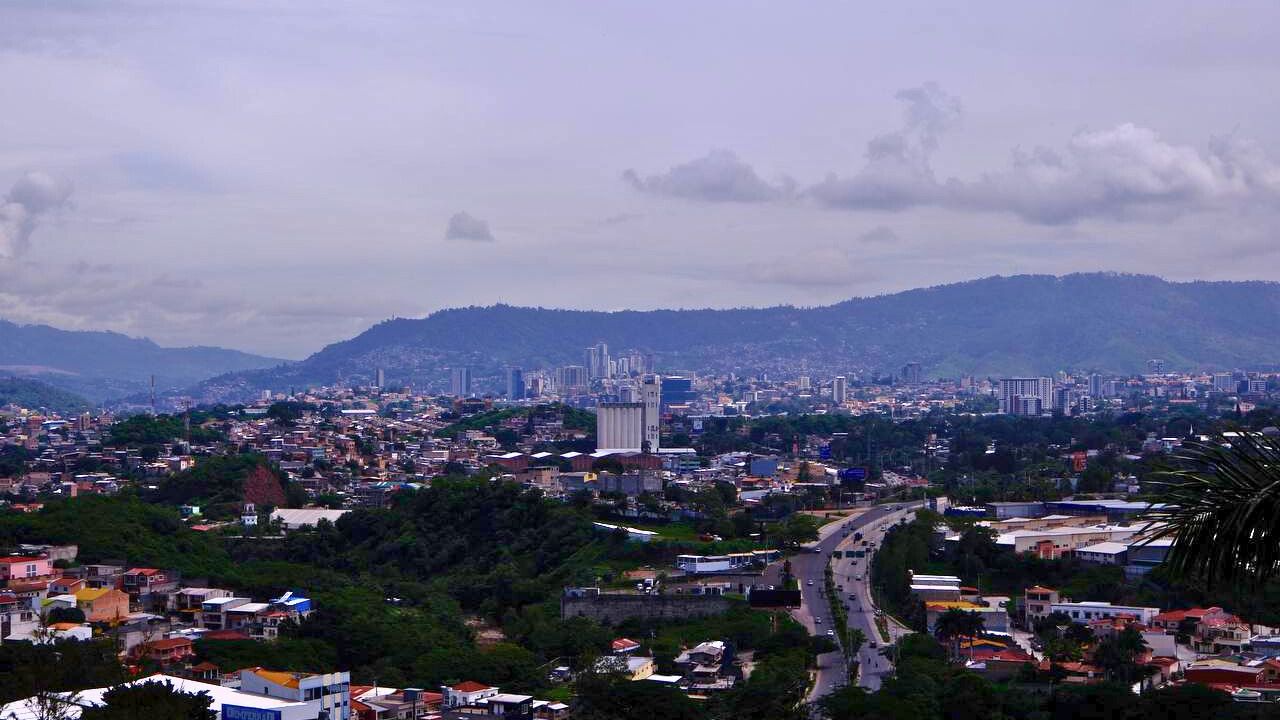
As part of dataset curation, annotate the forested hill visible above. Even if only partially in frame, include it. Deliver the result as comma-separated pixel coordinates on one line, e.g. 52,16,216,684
0,377,92,415
0,320,284,402
197,273,1280,398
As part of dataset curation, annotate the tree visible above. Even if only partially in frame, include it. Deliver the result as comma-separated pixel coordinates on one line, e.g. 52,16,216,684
1144,433,1280,585
933,608,984,659
572,671,702,720
45,606,85,624
776,513,819,547
1092,626,1147,682
80,681,215,720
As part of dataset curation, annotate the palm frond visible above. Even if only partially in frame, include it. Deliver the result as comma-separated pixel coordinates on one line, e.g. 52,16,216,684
1140,432,1280,586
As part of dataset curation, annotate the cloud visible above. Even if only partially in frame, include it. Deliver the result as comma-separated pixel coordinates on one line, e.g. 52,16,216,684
954,125,1280,224
631,83,1280,226
0,172,72,259
623,149,792,203
445,211,495,241
808,82,960,211
858,226,899,244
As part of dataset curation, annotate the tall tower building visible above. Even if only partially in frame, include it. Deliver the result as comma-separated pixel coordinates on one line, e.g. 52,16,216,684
450,367,472,397
832,376,847,404
999,377,1054,415
506,367,525,400
901,362,923,385
375,368,385,389
639,374,661,452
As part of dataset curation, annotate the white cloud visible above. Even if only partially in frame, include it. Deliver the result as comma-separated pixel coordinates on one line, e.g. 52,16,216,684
623,149,793,203
0,172,72,259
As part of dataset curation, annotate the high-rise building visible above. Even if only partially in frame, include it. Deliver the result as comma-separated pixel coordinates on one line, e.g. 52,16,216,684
999,377,1054,415
640,374,661,451
1247,379,1268,395
506,367,525,400
1147,358,1166,374
1213,372,1236,393
901,362,923,385
557,365,589,393
660,376,696,408
798,375,811,391
585,341,610,379
1088,373,1104,397
832,376,847,404
375,368,385,388
450,367,472,397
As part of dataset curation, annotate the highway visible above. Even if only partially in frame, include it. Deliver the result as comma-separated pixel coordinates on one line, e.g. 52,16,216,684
762,501,923,704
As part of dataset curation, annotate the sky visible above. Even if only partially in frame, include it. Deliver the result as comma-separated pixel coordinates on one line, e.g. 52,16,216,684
2,1,1279,359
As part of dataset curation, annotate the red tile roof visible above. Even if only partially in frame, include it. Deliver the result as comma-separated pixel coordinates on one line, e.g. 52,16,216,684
450,681,493,693
0,556,44,564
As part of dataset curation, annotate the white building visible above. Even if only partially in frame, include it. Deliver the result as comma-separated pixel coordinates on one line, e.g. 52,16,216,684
999,377,1054,415
1,673,348,720
598,376,661,452
832,376,847,404
1050,601,1160,624
640,374,661,451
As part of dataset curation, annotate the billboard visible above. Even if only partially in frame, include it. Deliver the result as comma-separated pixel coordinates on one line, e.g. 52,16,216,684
749,589,803,608
840,467,867,481
223,706,283,720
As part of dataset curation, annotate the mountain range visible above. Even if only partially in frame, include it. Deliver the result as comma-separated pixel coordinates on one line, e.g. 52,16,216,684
0,320,284,403
189,273,1280,400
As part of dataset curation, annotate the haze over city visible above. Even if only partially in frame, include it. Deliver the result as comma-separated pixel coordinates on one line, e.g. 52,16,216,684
3,1,1280,357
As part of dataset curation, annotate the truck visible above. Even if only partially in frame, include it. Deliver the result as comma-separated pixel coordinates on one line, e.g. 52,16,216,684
853,531,863,542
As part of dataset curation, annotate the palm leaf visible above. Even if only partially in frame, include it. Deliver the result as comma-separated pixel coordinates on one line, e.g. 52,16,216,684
1140,432,1280,587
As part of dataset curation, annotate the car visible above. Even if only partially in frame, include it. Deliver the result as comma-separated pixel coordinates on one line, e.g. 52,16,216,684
827,629,836,637
869,641,878,649
807,579,814,586
855,575,863,581
815,617,823,624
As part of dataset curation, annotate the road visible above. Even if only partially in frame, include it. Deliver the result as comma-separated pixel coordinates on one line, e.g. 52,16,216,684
761,501,924,703
829,504,920,692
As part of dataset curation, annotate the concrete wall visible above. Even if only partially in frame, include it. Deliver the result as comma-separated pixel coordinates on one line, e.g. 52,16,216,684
561,593,730,624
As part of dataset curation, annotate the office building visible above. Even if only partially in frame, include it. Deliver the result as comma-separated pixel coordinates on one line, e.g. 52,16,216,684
999,377,1053,415
450,367,472,397
1147,358,1165,374
1248,379,1268,395
660,376,696,408
798,375,811,391
1088,373,1104,397
506,368,525,400
585,341,610,379
901,362,923,385
375,368,385,389
1213,372,1236,393
557,365,588,393
832,376,847,404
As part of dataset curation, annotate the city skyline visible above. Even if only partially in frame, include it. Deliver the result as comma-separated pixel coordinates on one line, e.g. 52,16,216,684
3,2,1280,357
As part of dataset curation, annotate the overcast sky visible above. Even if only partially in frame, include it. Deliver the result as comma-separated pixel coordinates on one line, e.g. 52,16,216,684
3,1,1279,358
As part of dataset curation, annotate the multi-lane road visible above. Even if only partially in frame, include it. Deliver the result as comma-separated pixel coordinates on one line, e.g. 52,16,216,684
764,501,923,703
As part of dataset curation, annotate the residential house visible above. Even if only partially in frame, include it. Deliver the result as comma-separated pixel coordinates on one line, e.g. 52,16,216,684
0,556,53,587
1024,586,1062,626
121,568,179,610
75,588,129,623
134,637,195,665
170,587,232,616
199,596,250,630
1184,659,1266,686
